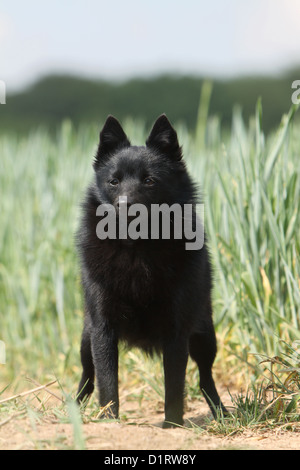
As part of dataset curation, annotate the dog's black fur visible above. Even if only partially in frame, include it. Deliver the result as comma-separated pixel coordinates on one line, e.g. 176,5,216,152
76,114,226,427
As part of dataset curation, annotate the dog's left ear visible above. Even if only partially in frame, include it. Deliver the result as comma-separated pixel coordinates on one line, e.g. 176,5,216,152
146,114,182,161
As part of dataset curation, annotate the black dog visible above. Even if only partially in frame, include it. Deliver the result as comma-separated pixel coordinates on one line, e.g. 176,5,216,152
76,114,226,427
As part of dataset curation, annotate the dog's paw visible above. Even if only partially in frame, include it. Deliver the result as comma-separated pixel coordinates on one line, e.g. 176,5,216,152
162,420,183,429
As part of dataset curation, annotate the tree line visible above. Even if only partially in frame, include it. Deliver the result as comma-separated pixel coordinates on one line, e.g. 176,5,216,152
0,69,299,134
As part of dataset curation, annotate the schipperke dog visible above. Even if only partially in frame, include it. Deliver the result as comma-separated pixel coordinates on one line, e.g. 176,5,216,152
76,114,226,427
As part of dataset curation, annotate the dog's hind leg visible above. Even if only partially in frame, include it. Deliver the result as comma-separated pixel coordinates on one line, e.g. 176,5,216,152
189,323,227,417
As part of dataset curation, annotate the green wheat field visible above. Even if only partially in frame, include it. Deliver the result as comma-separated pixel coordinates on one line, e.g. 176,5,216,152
1,98,300,439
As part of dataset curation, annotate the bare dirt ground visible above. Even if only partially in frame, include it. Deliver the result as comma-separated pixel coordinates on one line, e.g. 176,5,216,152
0,386,299,450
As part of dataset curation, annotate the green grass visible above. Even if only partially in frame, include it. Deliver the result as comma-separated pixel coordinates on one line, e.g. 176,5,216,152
0,100,300,421
195,339,300,437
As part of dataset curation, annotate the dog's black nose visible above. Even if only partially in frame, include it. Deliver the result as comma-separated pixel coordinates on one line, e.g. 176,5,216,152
117,196,132,208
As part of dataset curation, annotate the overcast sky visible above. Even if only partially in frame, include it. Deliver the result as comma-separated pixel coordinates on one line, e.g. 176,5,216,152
1,0,300,91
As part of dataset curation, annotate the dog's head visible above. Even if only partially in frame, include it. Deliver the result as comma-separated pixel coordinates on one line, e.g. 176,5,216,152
93,115,195,210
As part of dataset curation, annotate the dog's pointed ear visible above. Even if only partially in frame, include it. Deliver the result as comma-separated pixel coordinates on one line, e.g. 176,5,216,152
94,116,130,168
146,114,182,161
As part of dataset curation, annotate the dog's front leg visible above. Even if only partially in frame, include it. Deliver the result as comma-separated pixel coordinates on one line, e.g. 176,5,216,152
162,337,188,428
91,316,119,419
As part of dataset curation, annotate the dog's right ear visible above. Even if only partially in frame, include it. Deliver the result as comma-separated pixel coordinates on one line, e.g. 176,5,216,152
94,116,130,169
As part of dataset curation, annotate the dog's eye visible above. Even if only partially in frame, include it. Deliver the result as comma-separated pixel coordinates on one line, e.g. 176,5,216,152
109,178,119,186
144,177,155,186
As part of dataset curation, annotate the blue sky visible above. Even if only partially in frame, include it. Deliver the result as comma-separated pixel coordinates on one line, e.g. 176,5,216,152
1,0,300,91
